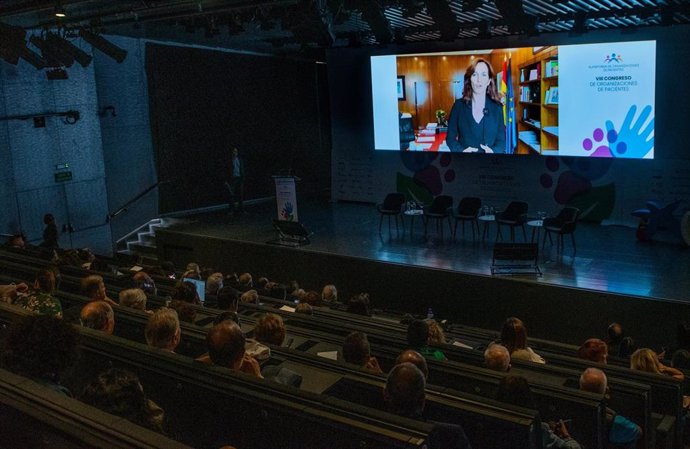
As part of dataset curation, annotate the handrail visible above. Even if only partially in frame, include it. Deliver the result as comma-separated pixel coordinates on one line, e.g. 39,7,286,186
106,181,163,222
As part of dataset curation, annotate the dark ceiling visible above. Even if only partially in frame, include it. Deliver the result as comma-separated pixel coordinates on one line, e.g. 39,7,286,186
1,0,689,60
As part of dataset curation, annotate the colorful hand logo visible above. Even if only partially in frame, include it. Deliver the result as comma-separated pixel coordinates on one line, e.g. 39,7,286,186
605,104,654,158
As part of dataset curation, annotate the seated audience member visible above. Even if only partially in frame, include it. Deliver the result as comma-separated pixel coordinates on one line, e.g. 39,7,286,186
213,311,240,326
384,363,427,419
407,319,447,361
205,272,224,297
580,368,642,448
132,271,157,297
607,322,624,355
396,350,429,379
630,348,684,381
238,272,253,291
240,289,259,304
672,349,690,369
80,301,115,334
14,269,63,318
499,317,545,364
268,283,287,300
90,258,110,273
497,375,581,449
301,290,320,306
256,277,270,293
145,308,181,353
346,293,372,317
185,262,201,278
170,300,196,324
0,282,29,303
206,320,262,378
577,338,608,364
484,344,511,372
81,368,165,433
254,313,286,346
321,284,338,305
217,286,240,312
119,288,149,312
295,302,313,315
160,261,177,279
384,363,472,449
342,331,383,374
426,319,447,345
5,233,25,249
1,315,79,395
286,280,300,301
81,274,117,305
173,281,201,305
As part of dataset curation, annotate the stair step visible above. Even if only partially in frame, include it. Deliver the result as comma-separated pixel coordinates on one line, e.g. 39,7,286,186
127,242,158,256
117,249,159,266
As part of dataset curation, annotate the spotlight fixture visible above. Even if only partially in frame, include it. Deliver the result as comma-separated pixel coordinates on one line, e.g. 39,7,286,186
46,67,68,80
571,11,588,34
0,23,48,69
54,2,66,18
78,29,127,63
30,34,74,67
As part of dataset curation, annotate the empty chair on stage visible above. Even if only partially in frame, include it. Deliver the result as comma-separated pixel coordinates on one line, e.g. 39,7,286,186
423,195,453,239
377,193,406,236
452,197,482,241
495,201,529,242
542,207,580,254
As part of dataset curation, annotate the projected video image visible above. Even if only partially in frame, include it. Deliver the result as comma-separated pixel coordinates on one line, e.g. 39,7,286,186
371,40,655,159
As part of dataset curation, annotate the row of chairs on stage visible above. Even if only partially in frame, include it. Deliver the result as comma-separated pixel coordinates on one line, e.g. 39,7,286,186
376,193,580,252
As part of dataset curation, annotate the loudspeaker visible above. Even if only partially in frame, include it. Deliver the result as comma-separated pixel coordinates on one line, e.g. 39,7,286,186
268,219,311,247
491,243,541,275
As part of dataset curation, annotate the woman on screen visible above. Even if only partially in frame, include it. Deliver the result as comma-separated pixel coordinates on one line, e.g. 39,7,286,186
446,58,506,153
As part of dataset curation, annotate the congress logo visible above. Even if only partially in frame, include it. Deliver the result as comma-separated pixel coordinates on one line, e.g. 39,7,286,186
604,53,623,63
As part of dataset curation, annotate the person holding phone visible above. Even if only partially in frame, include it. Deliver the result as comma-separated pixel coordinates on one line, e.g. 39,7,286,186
446,57,506,154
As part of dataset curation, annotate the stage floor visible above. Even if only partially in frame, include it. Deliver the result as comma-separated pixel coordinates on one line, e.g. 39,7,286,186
167,199,690,304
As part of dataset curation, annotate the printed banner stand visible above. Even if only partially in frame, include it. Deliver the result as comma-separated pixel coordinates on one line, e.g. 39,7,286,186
268,175,311,247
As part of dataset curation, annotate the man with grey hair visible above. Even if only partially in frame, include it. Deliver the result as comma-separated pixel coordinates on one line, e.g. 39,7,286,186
484,344,511,372
145,308,181,353
118,288,148,312
321,284,338,305
579,368,642,447
205,272,224,297
80,301,115,335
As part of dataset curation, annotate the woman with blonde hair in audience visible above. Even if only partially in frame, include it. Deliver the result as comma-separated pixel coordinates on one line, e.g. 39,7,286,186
630,348,684,381
426,319,447,345
500,317,545,364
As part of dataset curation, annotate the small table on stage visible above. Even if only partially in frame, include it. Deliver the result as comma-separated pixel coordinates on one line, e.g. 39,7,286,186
526,219,544,243
478,214,495,241
404,209,424,238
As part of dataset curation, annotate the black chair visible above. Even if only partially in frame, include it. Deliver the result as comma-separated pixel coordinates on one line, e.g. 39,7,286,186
542,207,580,254
399,113,415,150
452,197,482,241
376,193,406,236
495,201,529,242
423,195,453,239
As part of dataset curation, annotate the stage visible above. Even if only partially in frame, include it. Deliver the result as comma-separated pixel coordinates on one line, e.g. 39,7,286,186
156,199,690,347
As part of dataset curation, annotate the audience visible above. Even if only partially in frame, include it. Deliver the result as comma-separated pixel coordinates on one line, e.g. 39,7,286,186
132,271,157,297
0,282,29,303
173,281,200,304
41,213,59,248
346,292,371,317
672,349,690,369
295,302,313,315
238,272,253,291
253,313,286,346
217,286,240,311
6,233,26,249
484,344,511,372
342,331,383,374
577,338,608,364
145,308,181,353
80,301,115,334
1,315,79,395
407,319,447,361
497,375,581,449
14,269,63,318
206,320,262,378
119,288,149,312
321,284,338,305
395,350,429,379
579,368,642,448
499,317,545,364
240,289,259,304
205,272,224,296
81,274,117,305
170,299,197,324
630,348,684,381
301,290,320,306
80,368,165,433
426,319,446,345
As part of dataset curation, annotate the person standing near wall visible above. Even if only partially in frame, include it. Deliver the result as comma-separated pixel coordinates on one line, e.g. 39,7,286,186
226,147,245,215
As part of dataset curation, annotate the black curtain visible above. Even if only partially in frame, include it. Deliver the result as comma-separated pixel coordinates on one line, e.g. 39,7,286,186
146,43,329,213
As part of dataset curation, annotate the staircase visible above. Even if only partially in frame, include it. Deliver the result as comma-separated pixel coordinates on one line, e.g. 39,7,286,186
116,218,183,265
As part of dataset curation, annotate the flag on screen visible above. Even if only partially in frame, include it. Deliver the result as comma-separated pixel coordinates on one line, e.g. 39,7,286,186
504,56,517,154
501,57,508,125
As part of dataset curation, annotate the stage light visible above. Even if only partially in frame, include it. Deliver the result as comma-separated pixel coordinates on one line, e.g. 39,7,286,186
424,0,460,41
46,67,68,80
45,32,92,67
79,29,127,63
571,11,588,34
0,23,48,69
30,34,74,67
54,3,66,18
494,0,537,35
